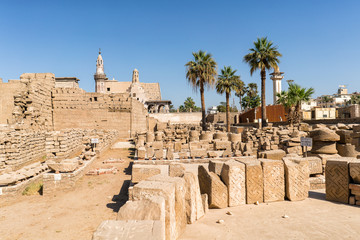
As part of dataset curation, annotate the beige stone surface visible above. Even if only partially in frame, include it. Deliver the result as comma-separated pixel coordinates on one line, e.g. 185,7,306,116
92,220,164,240
260,159,285,202
240,160,264,204
198,165,228,209
349,161,360,184
326,159,350,204
220,160,246,206
284,159,309,201
258,150,286,160
169,163,185,177
131,165,165,183
208,160,225,176
179,190,360,240
117,197,165,222
132,180,176,240
183,172,205,224
147,175,187,239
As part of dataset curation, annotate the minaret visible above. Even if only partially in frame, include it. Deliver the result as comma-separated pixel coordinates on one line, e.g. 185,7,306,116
132,69,139,83
270,66,284,105
94,49,107,93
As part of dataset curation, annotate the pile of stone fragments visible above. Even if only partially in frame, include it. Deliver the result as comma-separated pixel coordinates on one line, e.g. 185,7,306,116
92,122,360,240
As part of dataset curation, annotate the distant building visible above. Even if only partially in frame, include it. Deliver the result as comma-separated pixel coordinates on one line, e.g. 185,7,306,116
338,104,360,119
207,106,218,114
316,85,352,108
311,107,336,120
93,50,171,113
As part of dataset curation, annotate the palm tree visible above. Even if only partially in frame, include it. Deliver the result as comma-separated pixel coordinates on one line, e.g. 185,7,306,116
185,50,217,130
277,83,314,125
243,37,282,127
235,80,245,112
216,66,242,132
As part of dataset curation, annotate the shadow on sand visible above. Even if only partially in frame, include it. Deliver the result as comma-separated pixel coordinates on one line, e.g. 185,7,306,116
106,180,130,212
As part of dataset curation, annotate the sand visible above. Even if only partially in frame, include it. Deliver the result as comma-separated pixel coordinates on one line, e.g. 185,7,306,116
179,190,360,240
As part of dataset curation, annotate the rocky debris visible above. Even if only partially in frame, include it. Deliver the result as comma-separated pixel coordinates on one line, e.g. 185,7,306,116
47,158,79,173
86,167,118,175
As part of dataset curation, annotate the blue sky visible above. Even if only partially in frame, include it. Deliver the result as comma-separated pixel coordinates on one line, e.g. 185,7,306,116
1,0,359,109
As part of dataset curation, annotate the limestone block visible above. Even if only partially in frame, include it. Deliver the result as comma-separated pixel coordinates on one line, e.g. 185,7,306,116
147,175,187,239
337,143,358,157
240,160,263,204
92,220,164,240
117,197,165,222
131,164,167,183
153,141,164,150
207,151,218,158
137,147,146,160
174,142,181,152
284,159,309,201
201,193,209,214
222,148,232,157
146,132,155,142
260,159,285,202
169,163,185,177
190,149,206,159
132,181,176,240
214,141,231,150
228,133,242,143
178,152,188,159
258,150,286,160
311,141,338,154
336,130,353,144
310,128,340,142
213,132,228,141
155,149,164,160
199,132,213,141
198,165,228,209
309,175,325,190
325,159,350,204
209,160,225,176
220,160,246,206
146,147,154,159
47,159,78,173
349,161,360,184
183,172,204,224
166,148,174,160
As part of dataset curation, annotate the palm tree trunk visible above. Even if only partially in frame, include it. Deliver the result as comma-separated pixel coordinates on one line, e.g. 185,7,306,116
261,69,267,127
200,82,206,131
239,95,242,112
226,92,230,132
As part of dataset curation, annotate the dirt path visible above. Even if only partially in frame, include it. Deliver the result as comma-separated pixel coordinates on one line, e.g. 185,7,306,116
179,190,360,240
0,142,133,240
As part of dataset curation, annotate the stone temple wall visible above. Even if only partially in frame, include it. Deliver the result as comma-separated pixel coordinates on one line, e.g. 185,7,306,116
52,88,148,137
0,127,118,174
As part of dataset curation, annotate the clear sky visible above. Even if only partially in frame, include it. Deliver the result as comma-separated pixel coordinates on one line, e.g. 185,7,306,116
1,0,359,109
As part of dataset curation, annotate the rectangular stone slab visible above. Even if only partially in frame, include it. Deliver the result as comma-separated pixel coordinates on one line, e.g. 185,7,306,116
92,220,164,240
284,159,310,201
260,159,285,202
131,164,168,183
183,172,204,224
132,181,176,240
146,175,187,239
239,160,264,204
220,160,246,206
198,165,228,208
326,160,350,204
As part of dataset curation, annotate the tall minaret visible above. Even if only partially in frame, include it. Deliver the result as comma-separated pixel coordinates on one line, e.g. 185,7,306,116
94,49,107,93
132,69,139,83
270,66,284,105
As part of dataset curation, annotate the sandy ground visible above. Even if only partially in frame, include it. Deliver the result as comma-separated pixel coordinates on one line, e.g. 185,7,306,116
0,141,133,240
180,190,360,240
